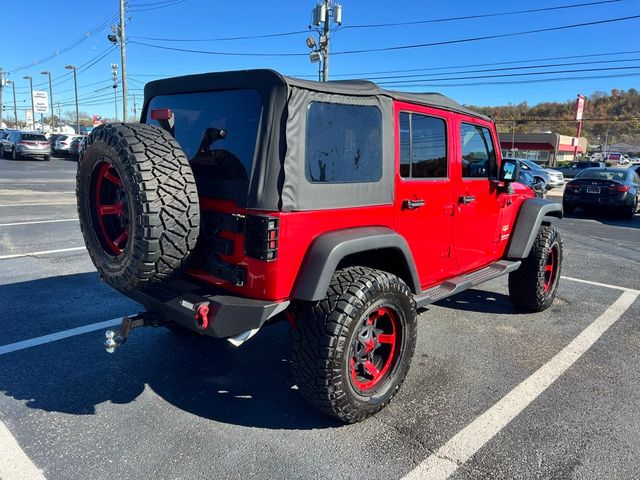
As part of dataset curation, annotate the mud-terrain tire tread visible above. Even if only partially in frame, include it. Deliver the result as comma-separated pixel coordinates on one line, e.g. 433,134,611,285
291,267,417,423
508,225,562,312
77,123,199,291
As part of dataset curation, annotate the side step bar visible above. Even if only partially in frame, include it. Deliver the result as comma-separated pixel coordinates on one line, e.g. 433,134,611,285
415,260,521,309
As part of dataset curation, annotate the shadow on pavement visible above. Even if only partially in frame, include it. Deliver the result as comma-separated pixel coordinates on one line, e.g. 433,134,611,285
0,273,340,430
434,288,520,315
564,208,640,229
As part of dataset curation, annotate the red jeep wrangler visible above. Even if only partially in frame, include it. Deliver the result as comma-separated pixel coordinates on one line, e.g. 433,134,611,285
76,69,563,423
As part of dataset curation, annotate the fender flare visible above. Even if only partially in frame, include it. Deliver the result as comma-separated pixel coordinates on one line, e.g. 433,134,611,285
291,227,421,301
506,197,563,259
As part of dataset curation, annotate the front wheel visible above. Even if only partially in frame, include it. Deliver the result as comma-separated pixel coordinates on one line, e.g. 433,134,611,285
291,267,417,423
508,225,563,312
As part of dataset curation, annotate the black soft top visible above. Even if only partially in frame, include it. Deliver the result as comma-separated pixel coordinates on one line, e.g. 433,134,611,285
143,68,489,121
141,69,491,212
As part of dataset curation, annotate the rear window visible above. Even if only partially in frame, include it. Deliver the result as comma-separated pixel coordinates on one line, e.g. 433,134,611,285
575,169,626,181
305,102,382,183
22,134,47,141
146,89,262,181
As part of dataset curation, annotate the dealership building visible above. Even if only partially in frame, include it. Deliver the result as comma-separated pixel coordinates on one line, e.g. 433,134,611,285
499,133,588,166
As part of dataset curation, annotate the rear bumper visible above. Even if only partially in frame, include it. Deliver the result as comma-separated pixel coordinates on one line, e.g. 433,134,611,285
16,147,50,156
563,193,634,207
123,279,289,338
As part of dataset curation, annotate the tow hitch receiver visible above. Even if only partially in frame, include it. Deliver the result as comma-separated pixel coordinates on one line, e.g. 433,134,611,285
104,313,164,353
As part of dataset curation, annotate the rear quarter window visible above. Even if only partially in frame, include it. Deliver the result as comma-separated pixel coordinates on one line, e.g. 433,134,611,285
305,102,382,183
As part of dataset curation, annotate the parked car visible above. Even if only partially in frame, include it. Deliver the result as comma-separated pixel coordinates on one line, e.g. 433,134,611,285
69,136,87,160
518,169,546,198
563,167,640,219
48,133,67,153
518,158,565,188
555,161,606,178
53,134,83,156
0,131,51,160
76,69,564,423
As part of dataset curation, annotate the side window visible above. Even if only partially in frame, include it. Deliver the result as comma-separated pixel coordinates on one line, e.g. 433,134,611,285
399,112,448,179
306,102,382,183
460,123,497,179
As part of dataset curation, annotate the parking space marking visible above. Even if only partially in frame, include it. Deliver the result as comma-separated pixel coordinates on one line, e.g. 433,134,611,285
0,219,77,227
0,246,86,260
0,318,121,356
0,202,76,207
402,290,638,480
0,420,47,480
561,275,640,294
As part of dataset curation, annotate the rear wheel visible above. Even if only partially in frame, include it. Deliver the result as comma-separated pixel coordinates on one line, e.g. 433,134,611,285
562,201,575,215
291,267,417,423
509,225,562,312
625,196,638,220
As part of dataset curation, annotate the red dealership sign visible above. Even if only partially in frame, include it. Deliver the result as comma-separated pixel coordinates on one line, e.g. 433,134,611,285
575,95,585,121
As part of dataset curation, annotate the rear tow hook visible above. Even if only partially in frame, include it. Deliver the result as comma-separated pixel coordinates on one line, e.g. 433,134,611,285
104,313,164,353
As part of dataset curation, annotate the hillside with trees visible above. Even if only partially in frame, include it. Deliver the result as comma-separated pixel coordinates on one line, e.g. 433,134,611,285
467,88,640,147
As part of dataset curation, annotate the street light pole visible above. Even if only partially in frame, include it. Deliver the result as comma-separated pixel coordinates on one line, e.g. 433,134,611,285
5,80,17,128
23,75,35,130
65,65,80,134
41,71,55,131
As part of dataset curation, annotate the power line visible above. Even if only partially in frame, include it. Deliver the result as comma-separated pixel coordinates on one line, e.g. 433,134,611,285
8,11,119,73
338,0,624,31
331,14,640,55
128,14,640,58
128,0,186,11
375,65,640,85
129,0,623,43
381,72,640,88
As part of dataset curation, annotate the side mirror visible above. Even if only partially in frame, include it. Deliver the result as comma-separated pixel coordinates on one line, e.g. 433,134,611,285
499,158,520,183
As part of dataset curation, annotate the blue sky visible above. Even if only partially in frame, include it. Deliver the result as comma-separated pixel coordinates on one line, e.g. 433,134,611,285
1,0,639,121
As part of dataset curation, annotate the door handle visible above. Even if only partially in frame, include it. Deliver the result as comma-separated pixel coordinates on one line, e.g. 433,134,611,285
459,195,476,205
403,199,425,210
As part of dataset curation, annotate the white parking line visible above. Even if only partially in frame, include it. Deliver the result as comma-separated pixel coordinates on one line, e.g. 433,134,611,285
0,219,77,227
0,246,86,260
402,290,638,480
0,318,121,356
0,202,76,207
0,420,47,480
561,275,640,294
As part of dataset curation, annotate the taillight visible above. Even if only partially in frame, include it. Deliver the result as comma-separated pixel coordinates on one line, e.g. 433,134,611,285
19,141,29,145
565,183,579,190
244,215,279,261
151,109,173,120
608,185,630,192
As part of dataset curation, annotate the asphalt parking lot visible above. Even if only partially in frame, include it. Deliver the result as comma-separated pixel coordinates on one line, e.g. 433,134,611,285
1,156,639,480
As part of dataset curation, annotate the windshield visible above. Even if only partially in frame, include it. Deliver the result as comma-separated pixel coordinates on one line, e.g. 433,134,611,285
575,169,626,181
520,159,540,170
22,134,47,141
146,89,262,182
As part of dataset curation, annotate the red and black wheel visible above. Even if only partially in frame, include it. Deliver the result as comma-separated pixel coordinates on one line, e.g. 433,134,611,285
292,267,417,423
91,161,129,256
77,123,200,292
509,225,563,312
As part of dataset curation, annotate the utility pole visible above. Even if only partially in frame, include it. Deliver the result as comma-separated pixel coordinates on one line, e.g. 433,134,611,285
65,65,80,134
307,1,342,81
119,0,128,122
23,76,35,130
111,63,119,122
41,71,55,131
5,80,17,128
0,68,4,127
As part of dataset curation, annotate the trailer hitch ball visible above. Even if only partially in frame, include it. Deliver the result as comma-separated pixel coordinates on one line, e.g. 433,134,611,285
105,330,118,354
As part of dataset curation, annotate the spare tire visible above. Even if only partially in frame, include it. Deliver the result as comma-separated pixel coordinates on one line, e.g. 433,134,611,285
77,123,200,291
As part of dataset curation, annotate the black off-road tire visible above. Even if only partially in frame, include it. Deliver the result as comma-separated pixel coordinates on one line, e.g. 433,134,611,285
562,201,575,215
291,267,417,423
508,225,563,312
77,123,200,292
